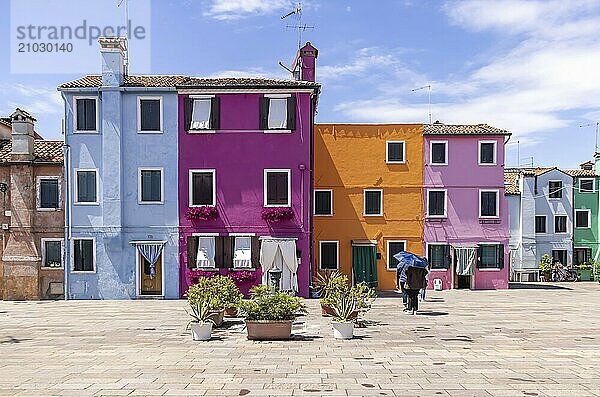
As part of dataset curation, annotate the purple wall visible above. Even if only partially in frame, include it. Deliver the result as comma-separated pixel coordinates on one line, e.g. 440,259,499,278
424,135,509,290
178,93,314,297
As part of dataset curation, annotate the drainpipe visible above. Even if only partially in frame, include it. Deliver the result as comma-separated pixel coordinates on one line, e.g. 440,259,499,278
61,91,71,300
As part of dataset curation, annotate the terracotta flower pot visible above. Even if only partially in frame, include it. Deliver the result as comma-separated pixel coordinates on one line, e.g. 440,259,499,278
245,320,293,340
208,309,225,327
224,307,238,317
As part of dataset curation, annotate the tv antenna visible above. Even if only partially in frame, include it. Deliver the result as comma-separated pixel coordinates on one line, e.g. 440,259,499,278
412,85,432,124
281,2,314,50
117,0,129,71
579,122,600,152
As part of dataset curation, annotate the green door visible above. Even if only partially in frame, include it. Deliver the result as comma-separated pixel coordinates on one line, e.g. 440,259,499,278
352,245,378,288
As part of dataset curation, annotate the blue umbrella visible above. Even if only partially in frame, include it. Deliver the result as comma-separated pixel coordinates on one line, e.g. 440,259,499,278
394,251,429,269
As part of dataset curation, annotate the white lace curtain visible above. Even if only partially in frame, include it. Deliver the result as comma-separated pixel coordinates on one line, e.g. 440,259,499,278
260,239,298,292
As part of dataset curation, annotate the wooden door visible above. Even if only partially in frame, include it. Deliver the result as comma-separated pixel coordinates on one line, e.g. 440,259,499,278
140,254,162,296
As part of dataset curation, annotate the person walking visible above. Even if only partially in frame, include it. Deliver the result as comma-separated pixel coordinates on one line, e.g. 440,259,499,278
396,261,409,310
420,270,429,301
405,265,428,315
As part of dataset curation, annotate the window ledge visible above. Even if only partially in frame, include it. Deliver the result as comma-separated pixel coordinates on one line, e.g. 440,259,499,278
137,130,164,134
70,271,97,274
477,268,503,272
41,267,64,270
426,217,447,222
364,214,383,217
37,208,61,212
314,214,333,217
73,130,99,134
188,129,216,134
74,202,100,206
231,268,256,272
264,204,292,208
263,129,292,134
478,163,497,166
429,268,450,272
479,218,501,224
386,161,406,165
138,201,164,205
194,267,219,272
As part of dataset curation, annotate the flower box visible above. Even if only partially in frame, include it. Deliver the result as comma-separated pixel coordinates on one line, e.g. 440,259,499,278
186,206,219,221
261,207,295,223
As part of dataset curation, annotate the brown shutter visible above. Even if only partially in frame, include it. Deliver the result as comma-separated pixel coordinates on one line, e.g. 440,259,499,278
287,95,296,130
259,96,270,130
210,97,220,130
276,173,288,204
223,237,233,268
251,237,260,269
184,97,193,131
267,173,277,204
214,237,224,268
187,236,198,269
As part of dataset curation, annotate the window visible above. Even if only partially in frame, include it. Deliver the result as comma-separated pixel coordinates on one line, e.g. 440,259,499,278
480,190,499,218
535,216,546,233
73,238,95,272
196,236,216,268
314,189,332,216
41,239,63,268
477,244,504,269
549,181,563,199
554,215,567,233
188,235,259,269
75,97,97,132
75,169,98,204
386,141,405,163
190,170,215,206
386,240,406,270
233,236,252,268
579,178,595,193
428,244,451,269
264,169,290,207
319,241,339,270
38,177,60,210
139,169,163,204
574,248,592,265
479,141,496,165
138,97,162,132
575,209,591,228
186,97,220,131
364,189,383,216
430,141,447,165
427,190,447,217
552,249,567,265
260,95,296,131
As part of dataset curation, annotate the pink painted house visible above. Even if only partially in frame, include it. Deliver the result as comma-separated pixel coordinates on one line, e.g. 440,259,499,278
178,43,320,298
423,123,511,290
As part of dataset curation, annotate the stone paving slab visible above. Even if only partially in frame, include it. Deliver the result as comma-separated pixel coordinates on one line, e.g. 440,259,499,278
1,282,600,396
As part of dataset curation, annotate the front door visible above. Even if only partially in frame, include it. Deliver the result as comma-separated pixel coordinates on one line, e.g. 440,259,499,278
453,248,474,289
140,253,163,296
351,245,378,288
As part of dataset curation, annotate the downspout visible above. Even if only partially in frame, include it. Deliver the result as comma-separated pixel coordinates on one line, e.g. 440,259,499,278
308,89,316,296
61,91,71,300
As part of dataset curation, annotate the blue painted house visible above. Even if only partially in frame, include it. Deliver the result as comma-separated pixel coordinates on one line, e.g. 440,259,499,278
59,38,180,299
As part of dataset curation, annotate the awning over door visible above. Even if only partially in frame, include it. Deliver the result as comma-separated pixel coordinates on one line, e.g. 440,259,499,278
130,241,166,279
259,237,298,292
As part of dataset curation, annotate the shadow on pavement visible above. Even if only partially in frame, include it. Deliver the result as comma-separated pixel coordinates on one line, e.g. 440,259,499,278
509,283,573,290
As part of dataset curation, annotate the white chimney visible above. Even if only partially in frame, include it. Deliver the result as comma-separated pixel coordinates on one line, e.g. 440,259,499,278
10,108,35,161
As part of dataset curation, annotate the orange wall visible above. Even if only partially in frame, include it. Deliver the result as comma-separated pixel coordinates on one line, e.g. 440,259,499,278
314,124,424,290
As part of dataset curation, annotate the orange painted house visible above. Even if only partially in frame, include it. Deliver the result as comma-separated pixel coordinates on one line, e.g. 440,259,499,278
313,124,424,290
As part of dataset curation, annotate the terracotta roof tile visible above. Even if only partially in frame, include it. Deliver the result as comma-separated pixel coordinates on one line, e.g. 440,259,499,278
424,122,509,135
564,169,597,177
0,118,11,128
504,170,521,195
0,139,63,163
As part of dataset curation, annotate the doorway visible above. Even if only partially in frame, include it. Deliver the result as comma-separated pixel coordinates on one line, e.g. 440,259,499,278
351,244,378,288
139,253,163,296
453,247,475,289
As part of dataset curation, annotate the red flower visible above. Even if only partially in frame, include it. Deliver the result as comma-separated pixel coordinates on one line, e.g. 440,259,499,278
186,206,219,221
261,207,295,223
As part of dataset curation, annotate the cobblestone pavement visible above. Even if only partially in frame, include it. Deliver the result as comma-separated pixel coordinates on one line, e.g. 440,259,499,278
1,282,599,397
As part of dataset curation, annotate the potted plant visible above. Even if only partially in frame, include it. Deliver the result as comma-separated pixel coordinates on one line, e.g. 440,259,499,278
331,293,357,340
315,271,349,316
575,262,594,281
220,276,244,317
186,298,215,341
594,262,600,283
186,275,242,326
239,285,305,340
539,254,553,281
349,282,377,316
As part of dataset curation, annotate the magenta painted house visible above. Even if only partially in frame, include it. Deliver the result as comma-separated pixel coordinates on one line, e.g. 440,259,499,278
178,43,320,298
423,123,511,290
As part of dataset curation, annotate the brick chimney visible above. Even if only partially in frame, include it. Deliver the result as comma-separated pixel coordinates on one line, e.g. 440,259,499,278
98,37,127,87
291,42,318,82
10,108,35,162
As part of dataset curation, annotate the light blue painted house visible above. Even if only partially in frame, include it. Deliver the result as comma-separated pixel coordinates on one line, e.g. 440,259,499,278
59,37,180,299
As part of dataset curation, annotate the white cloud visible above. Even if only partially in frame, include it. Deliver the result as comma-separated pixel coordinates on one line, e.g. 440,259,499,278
204,0,291,20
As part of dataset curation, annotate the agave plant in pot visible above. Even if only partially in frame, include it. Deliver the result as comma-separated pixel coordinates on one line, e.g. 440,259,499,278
314,271,350,317
187,298,215,341
331,293,357,340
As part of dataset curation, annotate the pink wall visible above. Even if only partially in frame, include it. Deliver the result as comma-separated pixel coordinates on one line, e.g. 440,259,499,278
178,93,314,297
424,135,509,290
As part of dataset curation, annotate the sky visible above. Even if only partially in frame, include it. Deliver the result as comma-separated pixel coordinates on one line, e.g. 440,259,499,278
0,0,599,169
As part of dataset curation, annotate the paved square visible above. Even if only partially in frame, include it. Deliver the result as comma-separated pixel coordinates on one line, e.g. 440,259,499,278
1,283,599,397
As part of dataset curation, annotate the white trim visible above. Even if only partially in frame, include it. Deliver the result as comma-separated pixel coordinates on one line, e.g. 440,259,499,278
319,240,339,270
41,238,64,269
579,178,595,193
263,169,291,207
70,237,96,273
548,180,563,199
189,130,216,134
179,88,315,95
73,168,99,206
386,240,406,271
263,130,292,134
385,140,406,164
429,140,448,165
363,188,383,216
138,167,164,205
264,93,292,98
73,96,99,134
36,176,61,211
189,94,215,99
535,215,547,234
553,214,569,234
479,189,500,218
228,232,256,236
137,96,164,134
189,169,216,207
478,140,497,166
136,250,165,298
575,209,592,229
192,232,220,237
314,189,333,216
426,243,451,271
426,189,447,218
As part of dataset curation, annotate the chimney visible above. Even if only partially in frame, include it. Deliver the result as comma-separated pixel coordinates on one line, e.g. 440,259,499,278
291,42,318,82
10,108,35,161
98,37,127,87
580,161,594,171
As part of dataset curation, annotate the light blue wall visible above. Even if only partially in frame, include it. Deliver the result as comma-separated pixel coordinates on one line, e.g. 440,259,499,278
63,88,180,299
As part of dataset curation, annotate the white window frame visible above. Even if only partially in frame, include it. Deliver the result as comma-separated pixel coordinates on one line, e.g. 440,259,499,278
263,168,291,207
363,189,383,217
553,214,568,234
426,243,450,272
138,167,164,205
137,96,164,134
479,189,500,218
73,96,99,134
426,189,447,218
41,238,64,269
319,240,339,271
73,168,99,206
314,189,333,216
429,140,448,165
535,215,547,234
189,95,216,134
385,140,406,164
386,240,407,271
189,169,216,207
477,242,503,271
36,176,61,211
478,140,497,166
232,236,253,269
195,236,217,269
575,209,591,229
70,237,96,273
548,180,563,199
579,178,595,193
263,94,292,134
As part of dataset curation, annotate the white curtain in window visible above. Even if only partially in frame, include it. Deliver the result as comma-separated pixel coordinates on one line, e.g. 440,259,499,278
233,237,252,268
455,247,476,276
260,240,279,281
279,239,298,292
191,99,211,130
196,237,216,268
267,98,287,129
